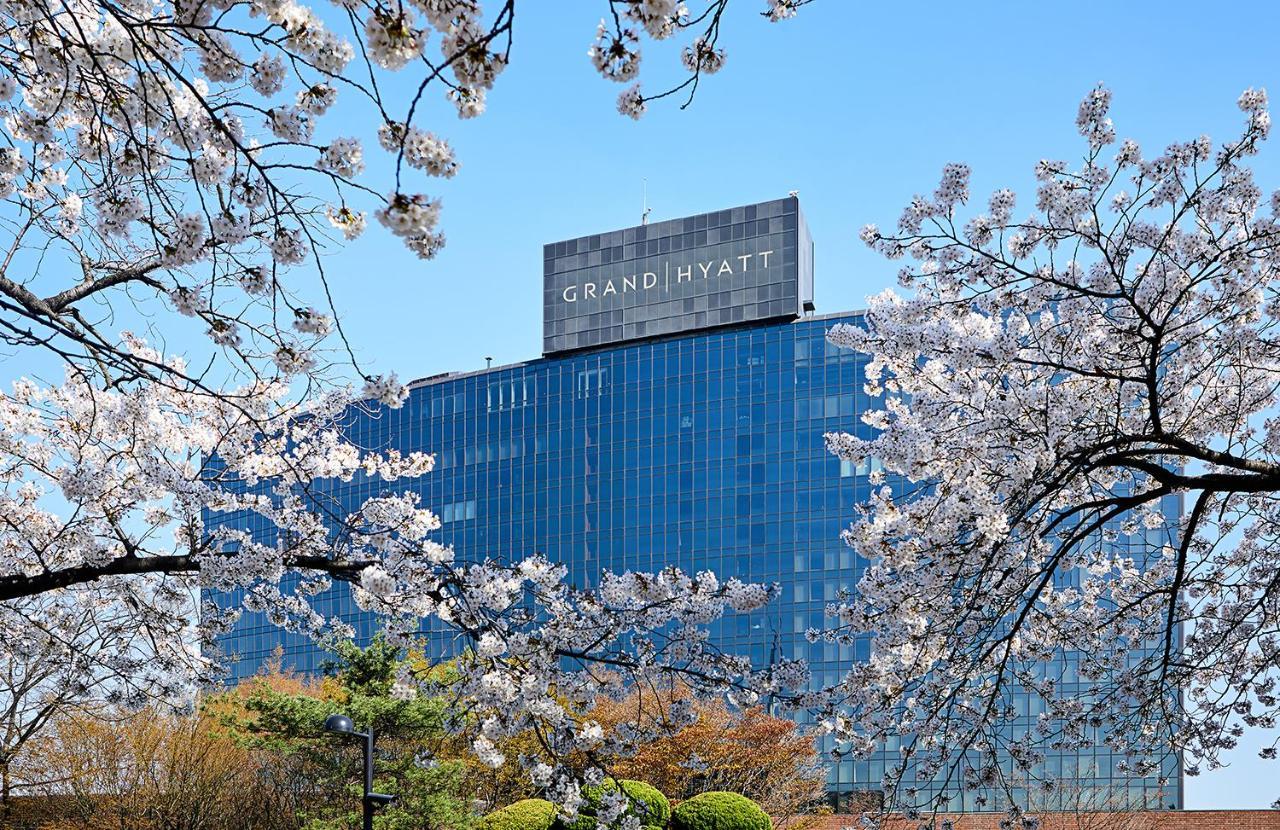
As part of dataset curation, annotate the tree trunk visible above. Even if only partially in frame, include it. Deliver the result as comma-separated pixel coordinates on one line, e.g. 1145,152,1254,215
1,755,12,825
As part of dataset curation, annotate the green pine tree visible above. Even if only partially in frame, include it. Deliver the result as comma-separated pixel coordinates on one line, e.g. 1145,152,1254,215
207,636,478,830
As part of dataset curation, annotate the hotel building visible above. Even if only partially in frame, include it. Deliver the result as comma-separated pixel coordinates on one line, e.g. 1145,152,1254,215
208,197,1181,811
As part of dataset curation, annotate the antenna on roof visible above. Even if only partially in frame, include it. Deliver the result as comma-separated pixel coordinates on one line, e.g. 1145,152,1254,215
641,178,651,225
484,356,493,370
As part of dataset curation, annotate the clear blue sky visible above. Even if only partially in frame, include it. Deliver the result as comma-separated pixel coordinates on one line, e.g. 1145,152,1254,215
309,2,1280,807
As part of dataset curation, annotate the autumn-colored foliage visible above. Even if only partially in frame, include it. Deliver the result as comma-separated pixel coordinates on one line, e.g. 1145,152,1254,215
591,682,825,819
14,643,478,830
25,707,288,830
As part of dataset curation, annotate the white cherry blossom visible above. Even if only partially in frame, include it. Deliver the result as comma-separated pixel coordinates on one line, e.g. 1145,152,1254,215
820,85,1280,811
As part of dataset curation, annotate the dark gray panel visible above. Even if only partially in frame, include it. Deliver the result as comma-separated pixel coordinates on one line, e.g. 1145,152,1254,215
542,197,812,355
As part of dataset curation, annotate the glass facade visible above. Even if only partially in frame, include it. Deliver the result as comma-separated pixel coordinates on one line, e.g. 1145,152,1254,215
207,311,1181,811
210,313,867,685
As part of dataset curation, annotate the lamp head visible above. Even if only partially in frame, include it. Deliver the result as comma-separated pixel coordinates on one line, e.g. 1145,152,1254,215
324,713,355,735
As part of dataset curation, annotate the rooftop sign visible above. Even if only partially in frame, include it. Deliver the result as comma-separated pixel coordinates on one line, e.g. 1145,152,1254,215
542,196,813,355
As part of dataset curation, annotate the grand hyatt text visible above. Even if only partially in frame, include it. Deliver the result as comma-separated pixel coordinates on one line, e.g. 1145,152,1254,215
560,249,775,303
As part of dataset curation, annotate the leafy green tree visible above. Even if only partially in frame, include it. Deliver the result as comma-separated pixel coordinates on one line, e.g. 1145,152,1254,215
208,637,477,830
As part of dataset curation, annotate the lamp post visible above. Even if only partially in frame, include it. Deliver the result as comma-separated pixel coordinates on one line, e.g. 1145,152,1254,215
324,713,397,830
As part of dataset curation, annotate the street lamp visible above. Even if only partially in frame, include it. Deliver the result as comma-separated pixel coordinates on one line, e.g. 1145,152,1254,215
324,713,397,830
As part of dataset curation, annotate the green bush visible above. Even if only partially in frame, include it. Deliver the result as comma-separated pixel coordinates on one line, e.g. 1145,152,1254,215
486,799,559,830
560,780,671,830
603,780,671,827
671,792,770,830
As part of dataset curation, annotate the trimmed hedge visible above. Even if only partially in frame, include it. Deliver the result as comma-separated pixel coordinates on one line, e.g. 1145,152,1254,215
671,792,770,830
559,780,671,830
602,780,671,827
486,799,559,830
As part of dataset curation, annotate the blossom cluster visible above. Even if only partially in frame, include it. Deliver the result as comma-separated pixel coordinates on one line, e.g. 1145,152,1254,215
349,553,786,798
0,0,514,387
818,86,1280,810
590,0,803,121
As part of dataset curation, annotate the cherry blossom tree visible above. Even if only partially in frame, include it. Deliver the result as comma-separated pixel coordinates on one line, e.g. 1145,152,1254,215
819,86,1280,810
0,598,151,820
0,0,814,812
